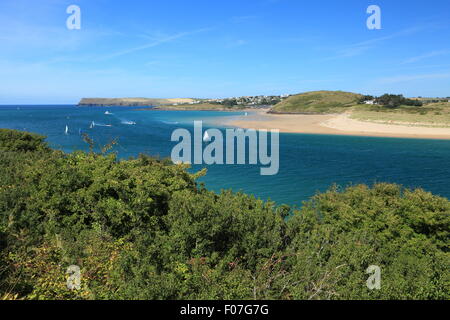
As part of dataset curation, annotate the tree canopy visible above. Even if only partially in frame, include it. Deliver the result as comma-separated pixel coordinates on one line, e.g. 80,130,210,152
359,94,423,108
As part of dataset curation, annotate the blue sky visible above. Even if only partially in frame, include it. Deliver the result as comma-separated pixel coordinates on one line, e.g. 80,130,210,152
0,0,450,104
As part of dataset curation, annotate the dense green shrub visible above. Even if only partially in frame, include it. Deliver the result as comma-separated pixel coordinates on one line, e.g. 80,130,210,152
0,129,448,300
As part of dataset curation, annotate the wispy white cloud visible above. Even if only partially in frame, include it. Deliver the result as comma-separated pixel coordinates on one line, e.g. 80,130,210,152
96,27,212,61
231,15,259,23
225,39,248,48
377,72,450,84
0,6,213,64
324,26,425,61
144,60,160,67
278,36,316,43
0,11,128,55
402,50,450,64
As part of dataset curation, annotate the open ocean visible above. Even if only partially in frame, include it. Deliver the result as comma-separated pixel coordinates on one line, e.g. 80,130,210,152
2,105,450,207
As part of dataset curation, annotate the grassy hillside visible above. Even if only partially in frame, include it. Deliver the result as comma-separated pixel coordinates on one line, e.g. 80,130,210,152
271,90,362,114
151,103,245,111
351,102,450,127
78,97,195,107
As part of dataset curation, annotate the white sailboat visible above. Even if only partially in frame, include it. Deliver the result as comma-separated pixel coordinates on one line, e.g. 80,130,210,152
244,112,248,116
203,131,211,142
65,125,69,135
90,121,95,129
105,111,112,115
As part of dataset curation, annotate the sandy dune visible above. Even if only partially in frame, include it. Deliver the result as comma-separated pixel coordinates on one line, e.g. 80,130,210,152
166,98,195,104
228,111,450,140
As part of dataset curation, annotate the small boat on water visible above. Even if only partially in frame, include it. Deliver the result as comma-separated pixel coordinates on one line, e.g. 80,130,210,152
89,121,112,128
244,112,248,116
65,125,69,135
203,131,211,142
105,111,113,115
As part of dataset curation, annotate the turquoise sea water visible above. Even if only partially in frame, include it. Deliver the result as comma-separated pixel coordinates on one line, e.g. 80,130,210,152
2,105,450,207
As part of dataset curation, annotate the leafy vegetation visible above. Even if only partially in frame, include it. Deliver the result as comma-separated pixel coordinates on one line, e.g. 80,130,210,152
271,91,362,114
359,94,423,108
351,102,450,127
0,129,448,300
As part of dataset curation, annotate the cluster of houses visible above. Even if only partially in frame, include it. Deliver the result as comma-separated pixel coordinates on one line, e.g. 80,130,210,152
204,94,291,106
169,95,291,106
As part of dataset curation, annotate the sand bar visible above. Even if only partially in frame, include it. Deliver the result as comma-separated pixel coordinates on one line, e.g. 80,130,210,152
227,111,450,140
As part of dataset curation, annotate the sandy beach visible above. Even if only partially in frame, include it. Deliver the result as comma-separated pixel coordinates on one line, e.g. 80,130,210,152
228,110,450,140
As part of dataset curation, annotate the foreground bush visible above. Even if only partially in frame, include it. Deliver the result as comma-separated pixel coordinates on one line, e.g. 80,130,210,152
0,129,448,300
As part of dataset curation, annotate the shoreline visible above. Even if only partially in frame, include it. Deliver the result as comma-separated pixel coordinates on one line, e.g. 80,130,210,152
136,106,257,112
227,111,450,140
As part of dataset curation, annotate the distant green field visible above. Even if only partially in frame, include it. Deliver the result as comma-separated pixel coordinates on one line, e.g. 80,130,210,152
154,103,245,111
270,91,450,127
351,102,450,127
271,90,362,114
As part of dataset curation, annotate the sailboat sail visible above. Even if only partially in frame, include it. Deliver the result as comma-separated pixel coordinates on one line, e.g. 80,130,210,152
65,125,69,135
90,121,95,129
